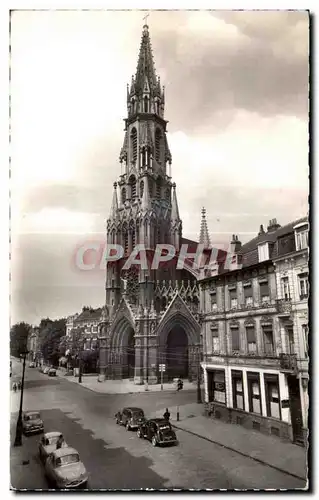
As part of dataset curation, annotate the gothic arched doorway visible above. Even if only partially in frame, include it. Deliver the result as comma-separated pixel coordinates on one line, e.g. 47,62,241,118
165,326,188,380
122,327,135,379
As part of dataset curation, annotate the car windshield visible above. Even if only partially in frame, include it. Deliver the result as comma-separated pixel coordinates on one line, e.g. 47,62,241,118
158,423,171,431
132,411,144,418
56,454,79,467
26,413,40,421
47,436,59,446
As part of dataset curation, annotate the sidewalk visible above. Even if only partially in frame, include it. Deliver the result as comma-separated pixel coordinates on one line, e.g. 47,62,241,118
150,403,307,482
57,370,201,394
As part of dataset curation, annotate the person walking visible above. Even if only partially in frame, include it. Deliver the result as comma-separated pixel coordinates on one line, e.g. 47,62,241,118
12,382,17,393
163,408,170,421
56,434,64,450
17,380,21,390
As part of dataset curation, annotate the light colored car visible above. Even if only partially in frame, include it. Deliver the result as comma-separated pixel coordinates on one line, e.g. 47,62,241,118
29,362,35,368
39,432,68,463
22,411,44,435
43,367,50,374
44,447,88,489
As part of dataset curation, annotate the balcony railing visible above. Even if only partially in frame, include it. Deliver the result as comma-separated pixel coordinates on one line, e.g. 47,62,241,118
276,299,292,314
279,353,297,371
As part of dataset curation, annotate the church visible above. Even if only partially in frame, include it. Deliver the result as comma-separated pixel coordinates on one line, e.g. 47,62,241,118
98,22,226,385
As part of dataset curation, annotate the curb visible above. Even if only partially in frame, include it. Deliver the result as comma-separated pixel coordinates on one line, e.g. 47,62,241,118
172,424,306,482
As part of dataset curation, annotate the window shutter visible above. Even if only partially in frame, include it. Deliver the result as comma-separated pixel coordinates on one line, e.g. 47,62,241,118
231,327,240,351
244,285,252,298
246,326,255,343
260,282,269,297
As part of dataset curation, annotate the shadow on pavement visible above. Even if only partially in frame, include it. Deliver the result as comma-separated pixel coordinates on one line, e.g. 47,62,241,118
24,379,60,390
11,408,168,490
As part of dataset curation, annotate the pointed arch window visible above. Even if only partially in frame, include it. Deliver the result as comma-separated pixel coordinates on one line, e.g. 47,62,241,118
144,96,149,113
129,175,137,199
124,232,129,255
140,180,144,198
122,188,126,204
155,128,162,162
156,178,162,200
131,98,136,114
141,147,146,168
131,128,137,163
132,230,136,249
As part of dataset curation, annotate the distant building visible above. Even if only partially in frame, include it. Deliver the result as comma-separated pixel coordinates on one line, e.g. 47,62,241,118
27,327,40,362
199,217,309,446
73,307,102,351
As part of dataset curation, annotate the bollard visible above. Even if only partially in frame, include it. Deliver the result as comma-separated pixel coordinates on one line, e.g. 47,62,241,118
177,406,180,422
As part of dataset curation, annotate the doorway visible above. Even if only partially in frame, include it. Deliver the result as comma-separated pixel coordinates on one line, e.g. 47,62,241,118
122,327,135,379
165,326,188,380
287,375,304,445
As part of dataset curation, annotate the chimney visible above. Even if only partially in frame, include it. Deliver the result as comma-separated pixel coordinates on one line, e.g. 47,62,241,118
267,218,281,232
258,224,265,235
230,234,242,253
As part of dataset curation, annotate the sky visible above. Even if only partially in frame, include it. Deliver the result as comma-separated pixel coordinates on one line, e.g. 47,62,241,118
10,10,309,325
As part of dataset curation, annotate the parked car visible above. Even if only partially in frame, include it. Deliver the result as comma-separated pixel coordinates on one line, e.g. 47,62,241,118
43,367,50,374
44,447,88,489
39,432,68,463
22,411,44,436
115,407,145,430
137,418,178,447
48,368,57,377
29,362,35,368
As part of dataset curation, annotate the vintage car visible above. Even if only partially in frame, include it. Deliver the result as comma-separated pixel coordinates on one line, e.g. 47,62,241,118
48,368,57,377
115,407,145,430
29,362,35,368
137,418,178,447
43,367,50,374
44,447,88,489
22,411,44,436
39,432,68,463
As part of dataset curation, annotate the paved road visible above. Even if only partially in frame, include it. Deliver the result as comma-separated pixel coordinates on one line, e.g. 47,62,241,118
10,360,305,490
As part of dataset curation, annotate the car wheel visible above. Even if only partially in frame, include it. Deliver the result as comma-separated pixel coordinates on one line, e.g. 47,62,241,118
137,429,143,438
126,423,130,431
152,436,157,447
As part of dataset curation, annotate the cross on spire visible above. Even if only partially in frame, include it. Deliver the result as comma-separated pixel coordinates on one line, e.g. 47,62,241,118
143,12,150,26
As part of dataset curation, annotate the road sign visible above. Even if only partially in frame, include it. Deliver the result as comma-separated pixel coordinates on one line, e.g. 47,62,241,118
159,364,166,372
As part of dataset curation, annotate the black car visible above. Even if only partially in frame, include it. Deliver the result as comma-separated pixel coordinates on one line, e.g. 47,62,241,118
137,418,178,447
115,407,145,430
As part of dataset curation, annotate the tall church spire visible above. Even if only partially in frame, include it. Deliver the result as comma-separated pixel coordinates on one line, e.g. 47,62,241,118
109,182,119,220
171,183,180,221
135,24,157,92
199,207,211,249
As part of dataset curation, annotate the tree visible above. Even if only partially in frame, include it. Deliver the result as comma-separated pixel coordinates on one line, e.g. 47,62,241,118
40,318,66,367
10,322,31,357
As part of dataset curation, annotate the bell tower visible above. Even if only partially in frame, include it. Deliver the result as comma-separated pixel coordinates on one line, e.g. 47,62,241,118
106,22,182,311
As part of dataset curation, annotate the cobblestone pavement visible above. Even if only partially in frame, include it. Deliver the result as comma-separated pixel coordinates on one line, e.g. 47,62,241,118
10,361,306,490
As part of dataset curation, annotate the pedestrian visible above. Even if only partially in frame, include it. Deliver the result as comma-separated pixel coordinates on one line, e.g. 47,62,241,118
17,381,21,390
12,382,17,392
163,408,170,421
56,434,64,450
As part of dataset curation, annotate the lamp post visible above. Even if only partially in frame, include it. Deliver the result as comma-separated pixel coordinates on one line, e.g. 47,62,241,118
14,350,28,447
197,345,202,404
78,354,82,383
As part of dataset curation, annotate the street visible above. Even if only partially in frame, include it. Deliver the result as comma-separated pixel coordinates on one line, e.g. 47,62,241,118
10,359,305,490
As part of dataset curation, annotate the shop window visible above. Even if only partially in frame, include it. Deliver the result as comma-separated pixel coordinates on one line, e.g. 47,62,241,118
232,370,244,410
246,326,256,354
264,374,281,420
298,273,309,300
247,372,262,414
213,370,226,404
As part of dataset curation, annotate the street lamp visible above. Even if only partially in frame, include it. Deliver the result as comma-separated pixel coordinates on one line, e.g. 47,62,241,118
14,350,29,447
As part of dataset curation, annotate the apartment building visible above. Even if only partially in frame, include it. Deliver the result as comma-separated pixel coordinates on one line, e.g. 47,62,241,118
66,307,102,351
199,217,309,446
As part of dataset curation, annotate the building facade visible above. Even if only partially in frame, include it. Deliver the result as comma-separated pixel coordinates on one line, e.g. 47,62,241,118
199,217,309,445
98,24,228,384
27,327,40,362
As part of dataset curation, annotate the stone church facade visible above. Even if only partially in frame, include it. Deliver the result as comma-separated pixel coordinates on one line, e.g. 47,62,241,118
98,23,224,384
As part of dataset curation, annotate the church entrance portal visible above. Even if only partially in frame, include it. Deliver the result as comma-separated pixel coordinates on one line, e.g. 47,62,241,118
165,326,188,380
122,327,135,379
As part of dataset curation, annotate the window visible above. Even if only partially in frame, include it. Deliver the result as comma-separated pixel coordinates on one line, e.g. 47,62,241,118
210,291,217,311
259,281,270,304
229,287,238,309
124,233,129,255
211,326,219,353
287,327,294,354
156,178,162,199
140,180,144,198
213,371,226,404
258,243,269,262
264,375,281,420
263,326,274,355
281,277,290,300
232,371,244,410
155,129,162,162
231,326,240,352
296,229,308,251
302,325,308,357
129,175,137,199
131,128,137,163
122,188,126,204
144,96,149,113
244,284,253,307
298,273,309,300
246,325,257,353
247,373,261,414
132,230,136,249
165,188,170,202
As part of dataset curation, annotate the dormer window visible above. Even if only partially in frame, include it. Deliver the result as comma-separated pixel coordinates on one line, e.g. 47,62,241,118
258,242,269,262
294,222,309,251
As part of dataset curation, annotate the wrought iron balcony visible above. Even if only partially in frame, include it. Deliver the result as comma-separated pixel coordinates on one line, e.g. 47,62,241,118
279,353,297,372
276,299,292,315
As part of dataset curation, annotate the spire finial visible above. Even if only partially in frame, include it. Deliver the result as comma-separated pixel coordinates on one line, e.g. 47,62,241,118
143,12,150,27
